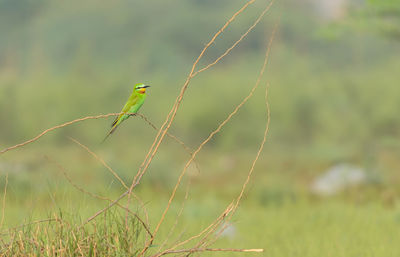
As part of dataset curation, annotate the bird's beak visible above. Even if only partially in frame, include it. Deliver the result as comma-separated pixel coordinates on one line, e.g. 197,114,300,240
143,85,150,88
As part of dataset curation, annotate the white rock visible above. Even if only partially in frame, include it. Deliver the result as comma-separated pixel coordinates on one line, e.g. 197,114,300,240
311,164,367,196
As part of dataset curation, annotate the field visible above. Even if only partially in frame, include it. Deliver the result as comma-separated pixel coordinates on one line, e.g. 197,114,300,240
1,0,400,256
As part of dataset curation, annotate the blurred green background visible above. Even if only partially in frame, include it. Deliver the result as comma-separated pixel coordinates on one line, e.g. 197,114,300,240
1,0,400,255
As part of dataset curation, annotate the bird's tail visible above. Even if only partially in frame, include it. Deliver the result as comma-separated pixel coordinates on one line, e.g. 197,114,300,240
102,124,119,143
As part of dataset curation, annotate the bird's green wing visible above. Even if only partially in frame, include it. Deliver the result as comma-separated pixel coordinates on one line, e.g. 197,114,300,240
111,94,139,127
127,96,146,114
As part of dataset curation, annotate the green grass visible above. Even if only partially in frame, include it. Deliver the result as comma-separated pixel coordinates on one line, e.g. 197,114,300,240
1,210,143,256
2,190,400,256
242,201,400,257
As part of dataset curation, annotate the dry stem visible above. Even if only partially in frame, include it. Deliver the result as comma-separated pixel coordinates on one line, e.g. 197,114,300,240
68,137,129,190
0,173,8,229
157,247,263,256
44,155,153,238
192,25,275,252
0,113,121,155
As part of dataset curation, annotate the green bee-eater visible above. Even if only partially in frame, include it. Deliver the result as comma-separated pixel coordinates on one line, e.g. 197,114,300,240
103,83,150,142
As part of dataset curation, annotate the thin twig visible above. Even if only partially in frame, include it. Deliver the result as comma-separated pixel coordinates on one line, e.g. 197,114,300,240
123,114,201,230
193,24,276,251
193,0,274,76
234,84,271,209
83,191,129,225
135,114,194,156
44,155,111,202
136,113,202,175
157,179,192,252
130,191,151,239
200,82,271,250
0,113,122,155
229,27,275,216
44,155,153,238
68,137,129,190
0,219,59,236
1,173,8,229
158,247,263,256
152,203,234,257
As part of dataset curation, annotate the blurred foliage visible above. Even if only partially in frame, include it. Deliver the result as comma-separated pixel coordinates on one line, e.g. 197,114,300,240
0,0,399,154
1,0,400,196
348,0,400,39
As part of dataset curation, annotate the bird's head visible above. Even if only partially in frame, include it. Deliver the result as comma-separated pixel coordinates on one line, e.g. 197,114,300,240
134,83,150,94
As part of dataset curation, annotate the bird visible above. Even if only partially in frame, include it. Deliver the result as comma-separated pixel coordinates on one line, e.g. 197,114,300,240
103,83,150,142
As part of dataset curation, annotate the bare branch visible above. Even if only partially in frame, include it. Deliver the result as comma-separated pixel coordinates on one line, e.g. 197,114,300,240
193,0,275,76
44,155,153,238
152,203,234,257
1,173,8,229
156,247,263,256
0,113,122,155
194,24,276,251
68,137,129,190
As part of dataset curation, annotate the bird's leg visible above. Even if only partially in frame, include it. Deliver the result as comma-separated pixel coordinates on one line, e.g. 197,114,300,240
128,113,137,117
